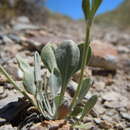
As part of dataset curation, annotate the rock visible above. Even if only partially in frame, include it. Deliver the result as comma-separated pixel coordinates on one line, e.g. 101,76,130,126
120,113,130,121
0,90,23,109
8,34,22,43
13,23,39,31
89,40,118,70
94,118,102,124
0,124,16,130
99,120,113,129
30,120,71,130
102,91,120,101
94,81,105,91
0,86,7,99
102,91,128,108
16,16,30,24
93,103,105,115
117,46,129,53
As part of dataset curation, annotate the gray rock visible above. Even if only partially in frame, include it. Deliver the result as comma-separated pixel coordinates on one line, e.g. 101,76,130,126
16,16,30,24
120,113,130,121
0,124,16,130
13,23,39,31
8,34,22,43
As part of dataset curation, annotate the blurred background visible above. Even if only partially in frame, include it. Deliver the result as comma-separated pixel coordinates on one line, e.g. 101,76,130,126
0,1,130,129
0,0,129,29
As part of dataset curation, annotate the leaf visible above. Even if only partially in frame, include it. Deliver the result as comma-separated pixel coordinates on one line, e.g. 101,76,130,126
16,56,30,72
76,43,92,71
71,105,83,117
17,56,36,95
41,43,58,72
91,0,103,17
79,95,97,120
34,52,41,82
82,0,90,20
78,78,92,103
55,40,80,82
23,68,36,95
49,68,61,98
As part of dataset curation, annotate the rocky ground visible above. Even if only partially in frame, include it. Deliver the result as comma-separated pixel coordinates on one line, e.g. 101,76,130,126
0,16,130,130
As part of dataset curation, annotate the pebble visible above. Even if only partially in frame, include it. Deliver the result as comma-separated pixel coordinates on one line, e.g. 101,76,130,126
120,113,130,121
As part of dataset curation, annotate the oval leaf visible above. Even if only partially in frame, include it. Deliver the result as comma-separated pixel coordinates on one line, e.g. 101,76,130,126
55,40,80,82
78,78,92,103
80,95,97,120
41,43,58,72
49,68,61,98
17,56,36,95
91,0,103,17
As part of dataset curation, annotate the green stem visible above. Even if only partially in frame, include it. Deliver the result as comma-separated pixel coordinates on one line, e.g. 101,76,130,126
69,21,91,112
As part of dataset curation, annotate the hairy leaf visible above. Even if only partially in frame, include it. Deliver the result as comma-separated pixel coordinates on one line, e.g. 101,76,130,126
71,105,83,117
41,43,58,72
23,68,36,95
34,52,41,82
17,56,36,95
80,95,97,120
78,78,92,103
49,69,61,98
55,40,80,82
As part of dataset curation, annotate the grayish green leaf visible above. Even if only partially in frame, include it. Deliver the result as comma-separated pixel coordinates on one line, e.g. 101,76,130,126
80,95,97,120
41,43,58,72
55,40,80,82
78,78,92,103
23,68,36,95
17,56,36,95
49,69,61,98
34,52,41,82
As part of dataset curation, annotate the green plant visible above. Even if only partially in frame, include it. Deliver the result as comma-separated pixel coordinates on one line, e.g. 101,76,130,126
0,0,102,125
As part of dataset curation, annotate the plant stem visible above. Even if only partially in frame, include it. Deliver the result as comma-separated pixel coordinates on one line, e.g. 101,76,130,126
69,21,92,112
55,78,67,119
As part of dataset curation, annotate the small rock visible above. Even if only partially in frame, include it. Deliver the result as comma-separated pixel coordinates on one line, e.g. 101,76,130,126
13,23,39,31
117,46,129,53
0,124,16,130
125,128,130,130
99,120,113,129
89,40,118,70
102,91,128,108
120,112,130,121
94,118,102,124
16,16,30,24
8,34,22,43
93,103,105,115
94,81,105,91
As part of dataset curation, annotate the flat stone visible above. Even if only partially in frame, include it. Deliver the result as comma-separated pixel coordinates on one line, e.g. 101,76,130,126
13,23,39,31
102,91,128,108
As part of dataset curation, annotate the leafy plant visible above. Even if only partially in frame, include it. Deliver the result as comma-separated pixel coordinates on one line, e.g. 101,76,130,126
0,0,102,125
